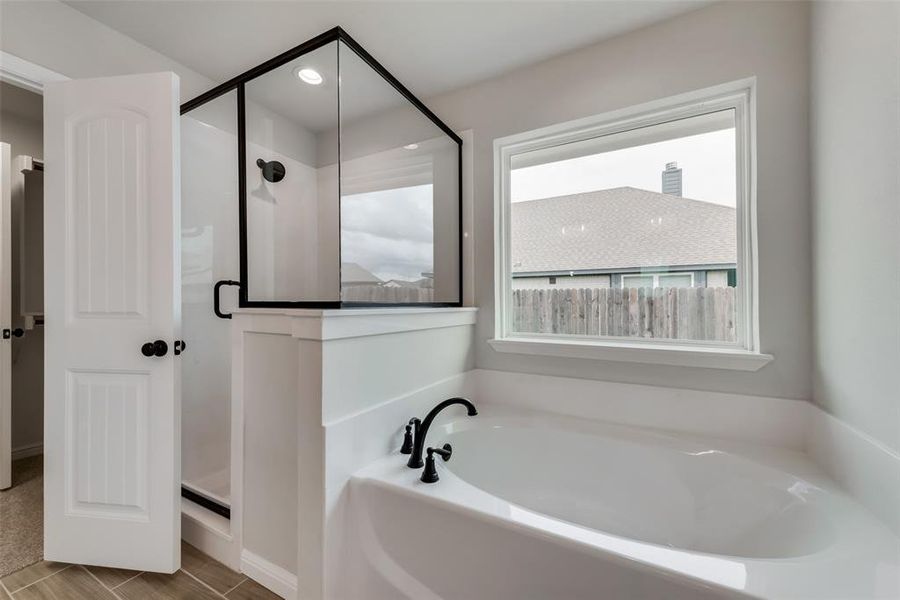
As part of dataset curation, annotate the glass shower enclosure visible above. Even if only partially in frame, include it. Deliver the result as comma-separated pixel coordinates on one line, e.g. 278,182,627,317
179,28,462,516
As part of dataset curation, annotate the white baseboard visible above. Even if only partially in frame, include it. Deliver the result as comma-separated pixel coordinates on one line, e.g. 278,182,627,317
11,442,42,461
181,498,239,571
241,549,297,600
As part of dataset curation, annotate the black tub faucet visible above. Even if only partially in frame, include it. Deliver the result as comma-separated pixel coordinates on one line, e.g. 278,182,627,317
405,397,477,469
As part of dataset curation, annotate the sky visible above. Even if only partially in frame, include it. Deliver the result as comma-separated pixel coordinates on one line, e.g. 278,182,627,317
341,184,434,282
511,128,737,207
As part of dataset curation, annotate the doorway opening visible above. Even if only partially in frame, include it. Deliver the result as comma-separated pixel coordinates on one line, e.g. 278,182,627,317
0,79,45,578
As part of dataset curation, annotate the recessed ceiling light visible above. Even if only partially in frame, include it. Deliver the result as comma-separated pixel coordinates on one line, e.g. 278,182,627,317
294,67,323,85
403,143,419,150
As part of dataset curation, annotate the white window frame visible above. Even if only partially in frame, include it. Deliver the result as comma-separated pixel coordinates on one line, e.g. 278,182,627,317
491,79,771,371
621,272,695,289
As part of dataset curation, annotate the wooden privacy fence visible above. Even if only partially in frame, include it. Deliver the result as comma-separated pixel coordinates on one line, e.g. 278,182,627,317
342,285,434,303
512,287,736,342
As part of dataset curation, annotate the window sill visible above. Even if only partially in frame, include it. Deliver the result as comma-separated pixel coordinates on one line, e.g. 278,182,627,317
488,337,773,371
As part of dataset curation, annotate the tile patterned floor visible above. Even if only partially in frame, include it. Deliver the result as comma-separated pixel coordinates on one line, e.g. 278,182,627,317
0,542,280,600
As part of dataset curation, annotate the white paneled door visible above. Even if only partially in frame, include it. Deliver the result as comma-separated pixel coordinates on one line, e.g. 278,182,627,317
1,142,11,491
43,73,182,572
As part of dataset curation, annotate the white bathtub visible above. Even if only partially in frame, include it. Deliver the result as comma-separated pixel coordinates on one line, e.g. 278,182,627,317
343,407,900,599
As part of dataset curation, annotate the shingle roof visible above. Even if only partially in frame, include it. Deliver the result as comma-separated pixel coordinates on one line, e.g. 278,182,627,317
511,187,736,274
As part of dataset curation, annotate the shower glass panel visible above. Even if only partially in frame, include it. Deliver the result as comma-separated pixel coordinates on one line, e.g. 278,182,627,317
181,90,240,511
338,42,460,304
177,29,461,517
244,42,340,304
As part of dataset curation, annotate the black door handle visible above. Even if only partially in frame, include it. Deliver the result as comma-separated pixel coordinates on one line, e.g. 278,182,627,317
174,340,186,356
214,280,241,320
12,328,23,338
141,340,168,357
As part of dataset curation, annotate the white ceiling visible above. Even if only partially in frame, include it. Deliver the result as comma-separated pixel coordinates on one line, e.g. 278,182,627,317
63,1,710,100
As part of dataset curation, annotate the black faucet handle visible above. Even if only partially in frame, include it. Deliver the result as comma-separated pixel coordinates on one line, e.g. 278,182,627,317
420,444,452,484
429,443,452,462
400,424,414,454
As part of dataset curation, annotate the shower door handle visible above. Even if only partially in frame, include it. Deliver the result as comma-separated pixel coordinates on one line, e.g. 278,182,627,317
214,280,241,320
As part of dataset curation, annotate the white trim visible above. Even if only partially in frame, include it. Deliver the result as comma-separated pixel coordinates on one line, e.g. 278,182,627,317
232,306,477,341
460,129,476,307
1,142,10,491
0,51,68,93
11,441,42,461
12,155,42,320
493,78,762,361
488,337,773,371
231,318,246,586
241,549,297,600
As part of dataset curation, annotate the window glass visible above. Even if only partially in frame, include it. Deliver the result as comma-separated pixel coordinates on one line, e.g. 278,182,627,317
658,273,693,288
622,275,654,288
509,109,739,342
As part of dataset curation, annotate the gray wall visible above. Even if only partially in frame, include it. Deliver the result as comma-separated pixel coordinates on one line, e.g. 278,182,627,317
0,82,42,158
811,2,900,451
0,1,834,407
430,1,813,400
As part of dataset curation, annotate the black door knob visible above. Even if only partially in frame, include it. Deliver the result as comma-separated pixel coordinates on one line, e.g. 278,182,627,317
141,340,168,357
11,328,23,338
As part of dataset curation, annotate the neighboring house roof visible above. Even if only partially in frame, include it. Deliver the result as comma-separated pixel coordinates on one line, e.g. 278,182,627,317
512,187,736,274
341,262,382,285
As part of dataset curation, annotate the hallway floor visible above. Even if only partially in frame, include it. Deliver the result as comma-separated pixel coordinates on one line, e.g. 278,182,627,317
0,456,43,579
0,542,280,599
0,460,276,600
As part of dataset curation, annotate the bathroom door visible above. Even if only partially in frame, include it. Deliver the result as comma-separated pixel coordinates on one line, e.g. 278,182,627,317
43,72,182,572
0,142,11,491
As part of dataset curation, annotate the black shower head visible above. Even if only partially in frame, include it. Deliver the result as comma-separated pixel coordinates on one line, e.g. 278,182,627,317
257,158,286,183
